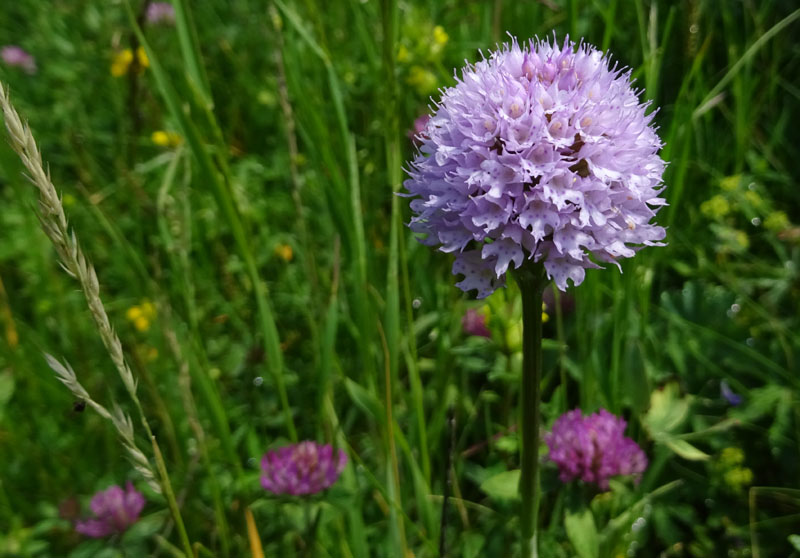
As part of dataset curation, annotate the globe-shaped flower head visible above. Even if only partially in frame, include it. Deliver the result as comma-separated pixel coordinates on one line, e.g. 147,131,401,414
405,37,666,296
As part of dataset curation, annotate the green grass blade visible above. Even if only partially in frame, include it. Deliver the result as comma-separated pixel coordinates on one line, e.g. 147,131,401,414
171,0,213,104
124,0,297,441
694,8,800,118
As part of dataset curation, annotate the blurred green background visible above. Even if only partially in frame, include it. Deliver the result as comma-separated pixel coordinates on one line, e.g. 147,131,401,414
1,1,799,556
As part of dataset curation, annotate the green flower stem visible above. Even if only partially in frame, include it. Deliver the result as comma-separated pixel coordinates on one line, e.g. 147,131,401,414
517,263,547,558
151,435,194,558
303,503,323,558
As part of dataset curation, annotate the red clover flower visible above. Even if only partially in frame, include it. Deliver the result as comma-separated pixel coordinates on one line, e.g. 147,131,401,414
545,408,648,490
261,441,347,496
1,46,37,74
405,36,666,296
462,307,491,338
74,482,145,538
408,113,431,145
146,2,176,25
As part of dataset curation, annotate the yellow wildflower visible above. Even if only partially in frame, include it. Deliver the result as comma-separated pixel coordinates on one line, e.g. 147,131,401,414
151,130,183,148
764,211,790,232
720,447,744,466
111,47,149,77
430,25,449,56
126,300,156,333
700,195,730,220
110,50,133,77
397,44,410,63
724,466,753,490
126,306,142,322
744,190,765,211
137,47,149,68
407,65,437,95
734,230,749,250
719,175,741,192
717,447,752,492
542,302,549,323
274,243,293,262
433,25,449,46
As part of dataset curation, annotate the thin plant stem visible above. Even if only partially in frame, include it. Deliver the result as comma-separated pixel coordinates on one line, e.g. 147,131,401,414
245,507,265,558
125,0,149,167
164,322,232,557
378,319,408,555
516,263,547,558
439,407,455,557
491,0,503,42
271,2,322,343
552,287,568,412
151,437,194,558
304,504,323,558
0,272,18,350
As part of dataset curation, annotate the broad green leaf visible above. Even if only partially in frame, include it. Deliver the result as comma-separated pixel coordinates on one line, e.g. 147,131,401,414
565,504,599,558
479,469,521,501
644,382,689,437
665,438,710,461
462,532,485,558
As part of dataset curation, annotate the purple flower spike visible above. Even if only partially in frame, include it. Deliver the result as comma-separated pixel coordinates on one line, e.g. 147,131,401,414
720,380,743,406
261,441,347,496
146,2,176,25
75,482,145,538
1,46,37,74
462,307,491,338
404,36,666,297
545,408,647,490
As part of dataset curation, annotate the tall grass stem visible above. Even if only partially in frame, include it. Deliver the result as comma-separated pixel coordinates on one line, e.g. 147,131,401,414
124,1,297,441
0,81,193,558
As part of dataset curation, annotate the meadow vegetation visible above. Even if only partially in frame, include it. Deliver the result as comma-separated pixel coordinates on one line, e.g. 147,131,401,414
1,1,799,556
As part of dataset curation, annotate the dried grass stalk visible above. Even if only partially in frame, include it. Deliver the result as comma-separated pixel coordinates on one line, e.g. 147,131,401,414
1,82,160,492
